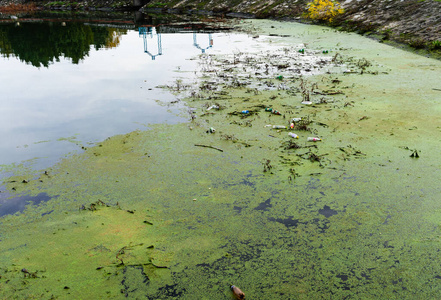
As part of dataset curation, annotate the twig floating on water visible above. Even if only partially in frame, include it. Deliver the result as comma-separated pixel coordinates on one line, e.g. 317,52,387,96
194,144,224,152
152,263,168,269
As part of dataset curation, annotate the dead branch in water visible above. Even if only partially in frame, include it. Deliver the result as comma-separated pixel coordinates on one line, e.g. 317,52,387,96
194,144,224,152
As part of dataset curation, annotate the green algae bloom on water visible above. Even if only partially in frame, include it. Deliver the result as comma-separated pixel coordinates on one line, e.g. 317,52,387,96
1,19,441,299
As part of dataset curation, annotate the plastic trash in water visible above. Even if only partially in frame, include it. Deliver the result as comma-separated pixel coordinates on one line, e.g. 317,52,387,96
290,123,294,129
299,49,305,54
291,118,302,122
273,125,286,129
307,137,322,142
231,285,245,299
276,75,283,80
208,127,216,133
207,105,219,111
301,101,313,105
278,83,287,90
241,110,249,114
265,108,281,115
289,132,299,139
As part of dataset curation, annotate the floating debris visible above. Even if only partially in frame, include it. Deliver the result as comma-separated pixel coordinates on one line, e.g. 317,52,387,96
195,144,224,152
231,285,245,299
410,150,419,158
307,137,322,142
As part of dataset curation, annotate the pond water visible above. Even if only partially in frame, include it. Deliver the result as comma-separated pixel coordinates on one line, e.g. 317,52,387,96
0,19,273,169
1,15,441,299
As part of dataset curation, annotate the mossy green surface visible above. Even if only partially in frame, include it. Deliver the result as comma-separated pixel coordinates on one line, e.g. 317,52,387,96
1,20,441,299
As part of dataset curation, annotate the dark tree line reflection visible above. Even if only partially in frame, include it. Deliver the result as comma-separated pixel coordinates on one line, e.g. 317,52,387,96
0,22,126,67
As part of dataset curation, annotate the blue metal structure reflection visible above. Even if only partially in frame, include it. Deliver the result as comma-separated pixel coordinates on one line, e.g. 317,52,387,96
139,26,162,60
193,32,213,53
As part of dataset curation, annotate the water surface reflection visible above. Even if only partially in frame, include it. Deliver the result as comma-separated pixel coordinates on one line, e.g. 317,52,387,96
0,19,266,169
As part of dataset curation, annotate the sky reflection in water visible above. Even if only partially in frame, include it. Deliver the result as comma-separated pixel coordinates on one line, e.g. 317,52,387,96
0,23,268,169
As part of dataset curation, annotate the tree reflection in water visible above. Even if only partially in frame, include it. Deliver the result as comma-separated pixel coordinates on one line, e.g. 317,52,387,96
0,22,126,67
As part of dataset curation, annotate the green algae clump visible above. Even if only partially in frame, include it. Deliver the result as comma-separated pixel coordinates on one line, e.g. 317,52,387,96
0,199,168,298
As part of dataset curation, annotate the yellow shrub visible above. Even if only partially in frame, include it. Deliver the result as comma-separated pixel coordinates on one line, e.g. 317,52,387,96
305,0,344,23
